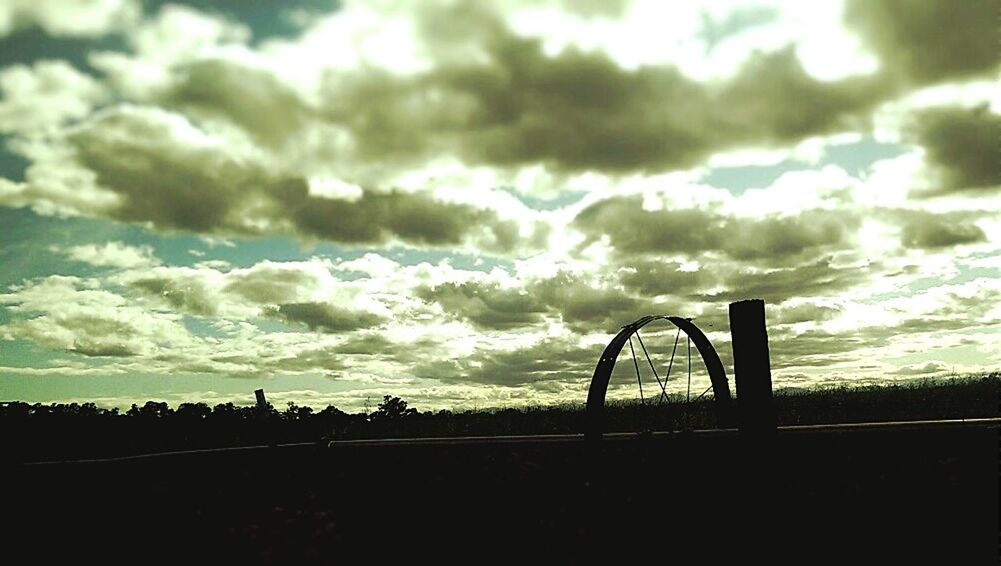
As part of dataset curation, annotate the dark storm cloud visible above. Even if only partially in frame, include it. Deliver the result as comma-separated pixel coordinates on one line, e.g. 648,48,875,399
531,270,658,330
905,104,1001,195
59,105,532,251
319,4,889,176
222,263,323,304
413,335,598,386
67,106,295,234
900,212,987,249
161,58,315,147
102,0,994,182
313,0,1000,176
332,333,396,355
265,347,349,372
617,260,714,297
700,257,874,305
572,196,723,254
844,0,1001,86
266,301,385,333
62,314,142,357
292,189,522,250
416,280,548,330
767,287,1001,371
713,47,883,143
129,276,218,316
773,301,842,325
419,270,661,332
572,195,858,261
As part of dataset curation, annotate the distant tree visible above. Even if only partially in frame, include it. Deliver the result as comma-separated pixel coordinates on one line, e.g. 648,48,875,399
370,396,417,420
0,401,30,418
176,402,211,420
317,405,348,419
211,402,239,419
283,402,314,421
127,401,171,419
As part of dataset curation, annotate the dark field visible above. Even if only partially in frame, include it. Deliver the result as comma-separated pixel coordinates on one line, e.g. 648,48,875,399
4,375,999,562
8,422,998,562
3,374,999,462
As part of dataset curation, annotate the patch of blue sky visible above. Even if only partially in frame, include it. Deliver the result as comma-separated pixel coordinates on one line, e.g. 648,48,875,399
198,234,316,268
249,318,294,334
382,247,513,272
0,208,123,287
703,158,800,195
0,205,507,297
144,0,340,43
820,137,906,177
859,265,1001,305
0,338,83,369
704,136,906,195
0,1,338,73
194,237,509,274
0,28,125,74
180,315,232,339
0,207,211,285
0,140,29,180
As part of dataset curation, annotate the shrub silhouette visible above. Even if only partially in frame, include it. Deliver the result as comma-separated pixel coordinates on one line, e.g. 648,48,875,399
370,395,417,420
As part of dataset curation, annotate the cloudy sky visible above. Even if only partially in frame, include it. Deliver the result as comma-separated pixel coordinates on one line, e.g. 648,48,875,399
0,0,998,412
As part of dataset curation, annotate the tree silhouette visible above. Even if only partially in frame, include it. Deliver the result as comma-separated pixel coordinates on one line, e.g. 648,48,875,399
283,402,314,421
370,396,417,420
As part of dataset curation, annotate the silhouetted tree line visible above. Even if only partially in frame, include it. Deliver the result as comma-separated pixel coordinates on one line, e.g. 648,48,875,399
2,374,997,462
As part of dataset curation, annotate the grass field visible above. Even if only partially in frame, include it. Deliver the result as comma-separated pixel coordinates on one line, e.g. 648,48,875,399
3,373,999,562
2,373,997,462
9,418,998,562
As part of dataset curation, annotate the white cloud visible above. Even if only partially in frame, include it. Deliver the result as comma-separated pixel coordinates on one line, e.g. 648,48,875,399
61,241,160,269
0,61,107,134
0,0,139,38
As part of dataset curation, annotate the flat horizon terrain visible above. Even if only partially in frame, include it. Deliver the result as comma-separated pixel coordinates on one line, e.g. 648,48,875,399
8,418,998,562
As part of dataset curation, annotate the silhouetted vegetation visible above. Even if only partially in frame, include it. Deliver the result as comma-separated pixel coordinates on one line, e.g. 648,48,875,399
1,373,997,462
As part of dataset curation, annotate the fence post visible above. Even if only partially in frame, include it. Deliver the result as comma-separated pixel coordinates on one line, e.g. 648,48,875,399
728,299,775,434
255,389,268,414
254,388,275,447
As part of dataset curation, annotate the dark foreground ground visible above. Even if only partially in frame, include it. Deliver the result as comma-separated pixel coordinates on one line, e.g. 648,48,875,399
7,420,998,563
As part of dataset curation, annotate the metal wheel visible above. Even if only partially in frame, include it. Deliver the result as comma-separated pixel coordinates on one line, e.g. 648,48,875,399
585,315,733,443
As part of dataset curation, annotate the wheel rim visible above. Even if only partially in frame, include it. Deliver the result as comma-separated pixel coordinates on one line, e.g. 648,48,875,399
585,315,734,443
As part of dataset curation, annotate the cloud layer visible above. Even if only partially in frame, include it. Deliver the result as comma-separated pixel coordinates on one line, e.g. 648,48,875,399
0,0,999,409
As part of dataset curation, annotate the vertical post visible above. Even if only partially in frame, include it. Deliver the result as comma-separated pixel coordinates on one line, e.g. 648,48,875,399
728,299,775,434
254,388,268,414
255,388,276,447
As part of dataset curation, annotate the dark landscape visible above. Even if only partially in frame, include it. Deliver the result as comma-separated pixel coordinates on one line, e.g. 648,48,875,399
5,375,999,562
2,1,1000,562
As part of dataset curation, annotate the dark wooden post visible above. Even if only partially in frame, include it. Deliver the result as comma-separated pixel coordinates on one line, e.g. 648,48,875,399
728,299,775,434
254,388,268,414
255,388,276,447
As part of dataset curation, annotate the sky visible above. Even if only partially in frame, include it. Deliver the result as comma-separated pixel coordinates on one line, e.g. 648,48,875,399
0,0,999,413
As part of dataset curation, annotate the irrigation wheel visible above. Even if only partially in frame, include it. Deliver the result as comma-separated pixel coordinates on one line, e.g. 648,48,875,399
585,316,734,443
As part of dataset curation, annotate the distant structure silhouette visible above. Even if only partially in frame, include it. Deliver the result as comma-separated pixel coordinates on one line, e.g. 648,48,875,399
585,299,775,442
585,314,734,444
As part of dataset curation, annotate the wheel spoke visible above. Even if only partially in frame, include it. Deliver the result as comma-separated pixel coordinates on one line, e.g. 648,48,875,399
628,335,644,405
634,331,669,404
692,384,713,403
686,335,692,404
661,327,682,403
